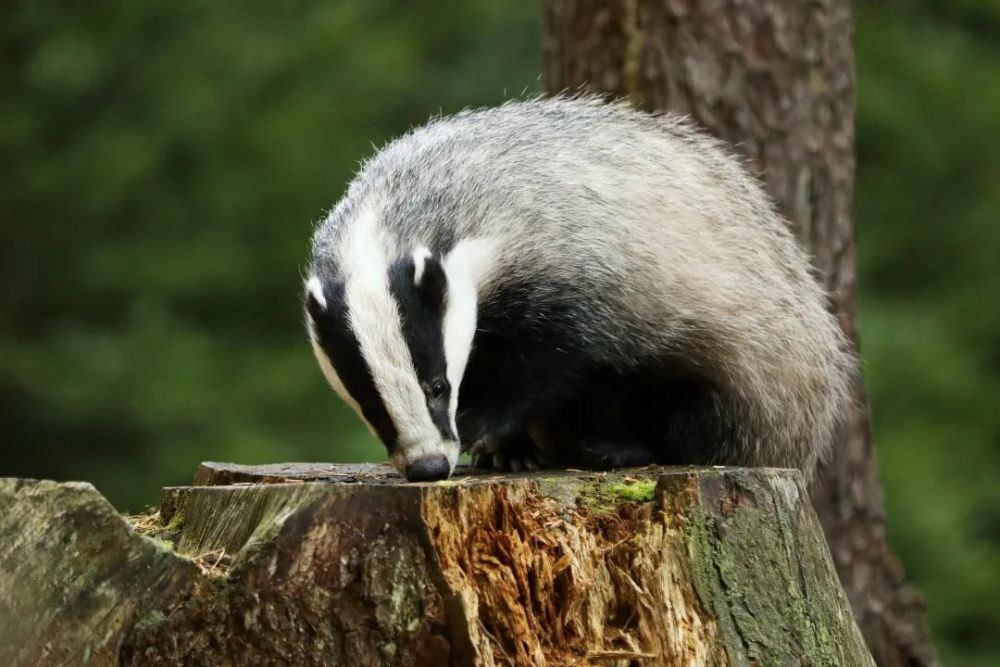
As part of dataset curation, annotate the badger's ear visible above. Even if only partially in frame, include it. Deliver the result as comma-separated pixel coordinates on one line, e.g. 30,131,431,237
305,275,328,314
412,247,447,303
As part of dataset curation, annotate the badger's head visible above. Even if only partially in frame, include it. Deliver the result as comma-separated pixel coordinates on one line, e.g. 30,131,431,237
305,223,494,482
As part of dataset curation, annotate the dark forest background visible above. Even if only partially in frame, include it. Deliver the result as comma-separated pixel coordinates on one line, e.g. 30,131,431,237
1,2,997,664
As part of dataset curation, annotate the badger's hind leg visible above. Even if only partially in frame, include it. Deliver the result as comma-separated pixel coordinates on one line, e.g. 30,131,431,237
530,407,661,470
576,438,658,469
534,366,730,470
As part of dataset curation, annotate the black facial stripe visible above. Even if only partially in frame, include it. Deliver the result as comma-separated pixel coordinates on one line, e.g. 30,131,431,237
307,282,399,452
388,255,456,441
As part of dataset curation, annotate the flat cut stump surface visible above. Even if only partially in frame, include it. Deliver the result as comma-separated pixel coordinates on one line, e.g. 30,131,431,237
1,464,875,666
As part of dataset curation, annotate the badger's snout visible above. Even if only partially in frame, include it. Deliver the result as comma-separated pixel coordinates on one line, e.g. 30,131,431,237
404,455,451,482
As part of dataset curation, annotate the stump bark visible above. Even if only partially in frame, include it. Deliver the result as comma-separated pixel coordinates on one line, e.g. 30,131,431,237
1,464,873,666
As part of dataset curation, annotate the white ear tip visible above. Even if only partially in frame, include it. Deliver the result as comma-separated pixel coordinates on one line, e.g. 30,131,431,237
412,245,433,287
306,275,327,309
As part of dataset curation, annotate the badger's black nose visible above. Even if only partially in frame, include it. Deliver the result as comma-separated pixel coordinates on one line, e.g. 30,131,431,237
405,455,450,482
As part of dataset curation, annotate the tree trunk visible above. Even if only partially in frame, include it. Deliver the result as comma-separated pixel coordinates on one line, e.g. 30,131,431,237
542,2,935,665
1,464,874,666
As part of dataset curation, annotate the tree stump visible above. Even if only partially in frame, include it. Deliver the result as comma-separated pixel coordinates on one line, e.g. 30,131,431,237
1,465,875,666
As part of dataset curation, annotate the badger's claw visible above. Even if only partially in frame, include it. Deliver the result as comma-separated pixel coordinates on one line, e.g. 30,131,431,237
466,437,497,457
468,436,545,473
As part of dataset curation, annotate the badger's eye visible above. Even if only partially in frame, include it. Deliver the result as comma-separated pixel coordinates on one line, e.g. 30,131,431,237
430,380,449,399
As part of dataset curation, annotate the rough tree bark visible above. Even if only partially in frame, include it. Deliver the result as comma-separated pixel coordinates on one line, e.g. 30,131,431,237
1,464,874,666
542,2,935,665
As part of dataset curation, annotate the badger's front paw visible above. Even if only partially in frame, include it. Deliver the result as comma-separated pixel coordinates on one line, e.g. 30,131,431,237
467,434,546,473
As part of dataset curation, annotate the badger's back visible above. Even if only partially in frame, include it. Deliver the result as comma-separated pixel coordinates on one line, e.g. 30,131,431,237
312,97,855,476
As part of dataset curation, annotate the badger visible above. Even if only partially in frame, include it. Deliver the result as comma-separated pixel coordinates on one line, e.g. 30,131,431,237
304,96,855,483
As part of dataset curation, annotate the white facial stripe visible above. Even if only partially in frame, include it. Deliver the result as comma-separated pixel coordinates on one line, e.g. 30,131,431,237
305,275,327,309
442,238,499,434
339,206,450,465
412,245,432,287
306,314,378,437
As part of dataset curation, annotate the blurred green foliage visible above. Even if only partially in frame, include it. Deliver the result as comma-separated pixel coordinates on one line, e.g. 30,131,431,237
856,4,1000,665
0,1,996,664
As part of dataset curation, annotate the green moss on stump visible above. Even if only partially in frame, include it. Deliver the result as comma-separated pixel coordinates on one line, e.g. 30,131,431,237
604,479,657,502
577,477,657,513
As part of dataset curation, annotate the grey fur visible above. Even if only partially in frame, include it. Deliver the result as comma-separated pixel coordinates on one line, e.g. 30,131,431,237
309,96,856,478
